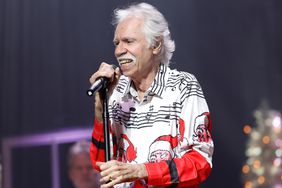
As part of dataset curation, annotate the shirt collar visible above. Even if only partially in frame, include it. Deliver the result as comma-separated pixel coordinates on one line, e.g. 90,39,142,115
148,64,167,97
120,64,168,98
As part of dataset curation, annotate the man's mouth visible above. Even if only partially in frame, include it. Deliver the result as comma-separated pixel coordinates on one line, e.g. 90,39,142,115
118,58,133,65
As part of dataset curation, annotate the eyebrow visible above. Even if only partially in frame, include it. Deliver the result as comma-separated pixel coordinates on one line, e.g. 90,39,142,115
113,37,136,43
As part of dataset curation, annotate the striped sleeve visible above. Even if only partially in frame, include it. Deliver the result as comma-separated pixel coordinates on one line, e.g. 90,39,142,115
90,118,106,171
90,118,117,171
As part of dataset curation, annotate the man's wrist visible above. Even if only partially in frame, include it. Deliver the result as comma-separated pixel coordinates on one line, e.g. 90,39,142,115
137,164,148,180
94,93,103,122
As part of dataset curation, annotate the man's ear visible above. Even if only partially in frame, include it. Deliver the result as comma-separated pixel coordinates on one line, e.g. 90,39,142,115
153,41,162,54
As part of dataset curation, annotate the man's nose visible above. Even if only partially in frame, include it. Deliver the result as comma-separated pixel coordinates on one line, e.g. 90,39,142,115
115,43,127,57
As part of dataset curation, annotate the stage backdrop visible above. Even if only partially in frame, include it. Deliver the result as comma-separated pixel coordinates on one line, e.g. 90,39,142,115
1,0,281,188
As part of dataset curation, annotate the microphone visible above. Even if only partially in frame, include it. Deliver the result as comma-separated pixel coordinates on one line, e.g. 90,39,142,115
87,65,117,97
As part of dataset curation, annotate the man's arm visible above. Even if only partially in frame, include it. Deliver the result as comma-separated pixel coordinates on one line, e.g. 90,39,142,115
144,77,214,187
89,63,121,170
144,149,212,187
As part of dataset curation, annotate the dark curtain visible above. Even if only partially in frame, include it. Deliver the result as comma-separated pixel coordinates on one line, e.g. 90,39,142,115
1,0,282,187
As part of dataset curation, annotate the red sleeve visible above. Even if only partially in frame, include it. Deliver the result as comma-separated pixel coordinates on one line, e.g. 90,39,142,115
144,150,212,187
90,118,105,171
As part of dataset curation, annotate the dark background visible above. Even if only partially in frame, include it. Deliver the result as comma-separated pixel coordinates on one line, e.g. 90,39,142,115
1,0,281,187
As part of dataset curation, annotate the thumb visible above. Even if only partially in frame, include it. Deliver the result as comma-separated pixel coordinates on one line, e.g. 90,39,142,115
96,161,105,167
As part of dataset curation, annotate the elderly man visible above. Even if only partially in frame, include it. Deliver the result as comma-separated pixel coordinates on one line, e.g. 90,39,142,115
89,3,214,188
68,141,100,188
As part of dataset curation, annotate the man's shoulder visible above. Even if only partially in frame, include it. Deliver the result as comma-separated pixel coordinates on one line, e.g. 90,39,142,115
166,68,205,99
168,67,198,82
165,67,203,93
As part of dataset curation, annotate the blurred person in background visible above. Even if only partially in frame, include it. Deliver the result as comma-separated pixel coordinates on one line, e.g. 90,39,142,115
68,141,100,188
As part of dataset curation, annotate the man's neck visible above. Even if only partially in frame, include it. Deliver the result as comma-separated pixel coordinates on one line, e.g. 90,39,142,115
132,64,160,101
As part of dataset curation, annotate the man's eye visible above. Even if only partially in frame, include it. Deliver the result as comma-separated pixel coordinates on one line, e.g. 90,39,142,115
126,40,134,44
114,41,119,46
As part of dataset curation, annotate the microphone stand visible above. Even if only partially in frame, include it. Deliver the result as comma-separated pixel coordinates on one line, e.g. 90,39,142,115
100,81,111,162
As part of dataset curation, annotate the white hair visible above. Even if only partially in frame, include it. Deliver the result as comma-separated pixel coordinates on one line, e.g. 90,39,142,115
113,2,175,66
68,140,90,167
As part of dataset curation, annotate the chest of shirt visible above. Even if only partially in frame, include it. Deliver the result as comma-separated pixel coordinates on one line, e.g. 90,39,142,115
109,90,183,130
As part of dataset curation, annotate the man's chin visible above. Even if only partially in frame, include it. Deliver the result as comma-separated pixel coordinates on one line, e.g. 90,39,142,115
120,70,133,78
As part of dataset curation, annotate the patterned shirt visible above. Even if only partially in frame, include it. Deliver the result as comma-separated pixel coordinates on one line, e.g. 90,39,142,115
90,64,214,188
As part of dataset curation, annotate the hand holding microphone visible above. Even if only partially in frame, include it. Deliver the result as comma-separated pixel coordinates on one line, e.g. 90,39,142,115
88,63,120,96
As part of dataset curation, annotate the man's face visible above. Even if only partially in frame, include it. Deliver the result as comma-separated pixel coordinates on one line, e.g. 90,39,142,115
114,17,159,81
69,153,100,188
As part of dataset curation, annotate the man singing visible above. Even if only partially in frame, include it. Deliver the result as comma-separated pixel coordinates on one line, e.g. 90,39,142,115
89,2,214,188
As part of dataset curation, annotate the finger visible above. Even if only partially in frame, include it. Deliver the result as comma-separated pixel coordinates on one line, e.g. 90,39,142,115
115,67,122,76
100,173,117,185
99,160,120,171
100,174,112,184
96,161,105,167
101,174,120,188
89,72,99,84
99,161,124,181
100,62,116,73
115,67,122,80
89,62,116,84
99,161,125,186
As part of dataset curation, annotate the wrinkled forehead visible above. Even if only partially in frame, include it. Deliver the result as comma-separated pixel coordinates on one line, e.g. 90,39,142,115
114,16,145,38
